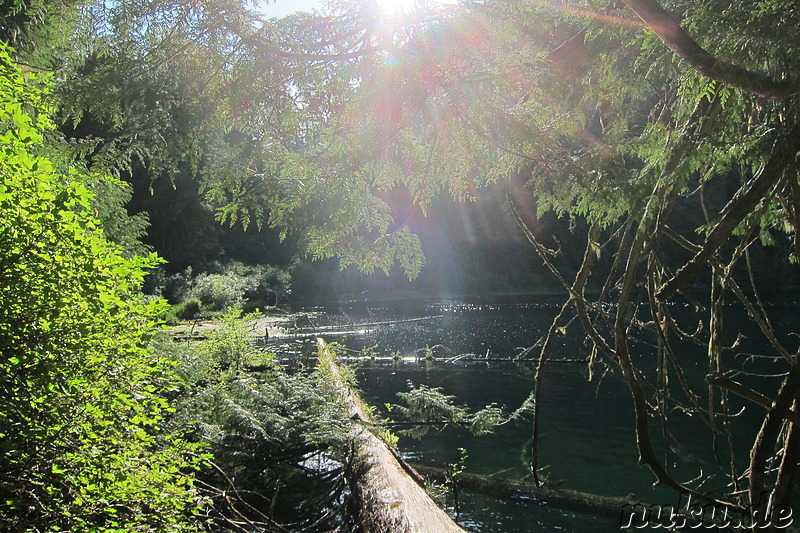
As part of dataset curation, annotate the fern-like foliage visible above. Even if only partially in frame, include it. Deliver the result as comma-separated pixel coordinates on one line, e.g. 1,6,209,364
392,381,505,439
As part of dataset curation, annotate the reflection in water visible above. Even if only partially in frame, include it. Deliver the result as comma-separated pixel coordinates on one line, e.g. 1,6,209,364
267,298,799,532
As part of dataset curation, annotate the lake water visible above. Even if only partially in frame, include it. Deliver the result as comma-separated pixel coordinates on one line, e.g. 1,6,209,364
271,296,799,532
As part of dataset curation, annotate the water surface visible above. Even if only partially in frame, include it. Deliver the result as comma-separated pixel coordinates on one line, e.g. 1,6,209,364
274,297,799,531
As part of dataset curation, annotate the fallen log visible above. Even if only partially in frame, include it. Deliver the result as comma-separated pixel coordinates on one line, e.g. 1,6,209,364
269,328,376,340
267,315,443,341
409,464,738,530
289,315,443,336
410,463,631,520
443,355,586,363
316,338,465,533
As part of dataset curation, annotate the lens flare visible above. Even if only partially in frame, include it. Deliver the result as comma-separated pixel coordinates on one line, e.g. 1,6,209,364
376,0,419,16
374,0,457,18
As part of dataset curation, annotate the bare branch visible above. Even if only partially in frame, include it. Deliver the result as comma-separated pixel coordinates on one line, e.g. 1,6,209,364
707,375,800,426
658,124,800,300
749,364,800,511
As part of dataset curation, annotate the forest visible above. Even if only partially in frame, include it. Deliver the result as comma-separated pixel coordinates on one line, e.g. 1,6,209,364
1,0,799,531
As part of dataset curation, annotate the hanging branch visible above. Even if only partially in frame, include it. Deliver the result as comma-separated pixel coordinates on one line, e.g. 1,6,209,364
609,200,732,509
506,175,619,484
507,89,728,502
505,175,616,355
645,258,672,469
620,0,800,99
705,264,724,459
788,175,800,261
772,406,800,510
645,257,711,426
527,296,572,486
572,222,616,359
721,388,744,506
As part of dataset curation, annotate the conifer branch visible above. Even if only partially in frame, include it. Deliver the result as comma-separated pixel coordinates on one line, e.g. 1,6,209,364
621,0,800,99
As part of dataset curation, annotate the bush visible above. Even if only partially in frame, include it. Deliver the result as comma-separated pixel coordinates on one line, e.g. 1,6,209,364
188,261,292,311
179,298,202,320
190,270,254,310
158,298,203,325
0,46,203,532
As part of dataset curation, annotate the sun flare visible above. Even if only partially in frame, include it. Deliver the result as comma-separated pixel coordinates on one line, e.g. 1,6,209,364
374,0,455,18
376,0,419,16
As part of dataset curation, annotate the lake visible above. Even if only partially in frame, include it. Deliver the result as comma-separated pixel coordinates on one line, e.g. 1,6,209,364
270,296,799,532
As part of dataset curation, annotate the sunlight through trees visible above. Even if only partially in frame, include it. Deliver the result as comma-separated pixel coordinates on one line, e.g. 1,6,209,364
2,0,800,530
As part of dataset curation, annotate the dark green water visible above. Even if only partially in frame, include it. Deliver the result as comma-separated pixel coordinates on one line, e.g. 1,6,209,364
282,297,799,532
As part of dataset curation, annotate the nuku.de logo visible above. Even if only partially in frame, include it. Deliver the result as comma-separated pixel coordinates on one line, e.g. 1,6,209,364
619,492,793,530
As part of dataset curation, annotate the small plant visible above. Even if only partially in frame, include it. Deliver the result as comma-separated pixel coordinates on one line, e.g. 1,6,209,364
447,447,469,521
362,343,379,358
198,308,263,373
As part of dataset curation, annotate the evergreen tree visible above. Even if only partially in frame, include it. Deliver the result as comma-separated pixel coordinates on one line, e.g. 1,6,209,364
233,0,800,515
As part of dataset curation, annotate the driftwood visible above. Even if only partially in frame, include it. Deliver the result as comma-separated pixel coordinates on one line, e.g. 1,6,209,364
316,338,465,533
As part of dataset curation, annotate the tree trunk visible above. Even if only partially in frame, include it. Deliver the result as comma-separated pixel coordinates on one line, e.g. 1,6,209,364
317,339,465,533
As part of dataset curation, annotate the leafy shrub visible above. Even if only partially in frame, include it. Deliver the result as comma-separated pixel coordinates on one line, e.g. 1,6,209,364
180,297,202,319
159,304,181,325
158,298,203,325
0,46,203,532
189,261,292,311
190,270,254,310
